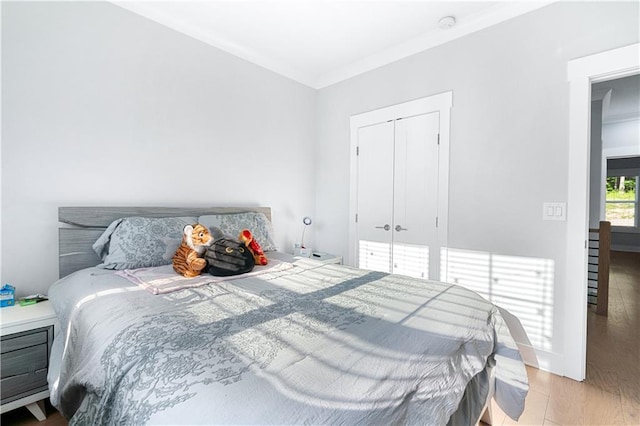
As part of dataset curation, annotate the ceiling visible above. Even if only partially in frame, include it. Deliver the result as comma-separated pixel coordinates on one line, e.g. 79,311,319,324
113,1,553,89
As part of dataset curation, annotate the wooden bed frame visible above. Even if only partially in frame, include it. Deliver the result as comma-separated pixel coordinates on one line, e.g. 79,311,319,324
58,206,271,278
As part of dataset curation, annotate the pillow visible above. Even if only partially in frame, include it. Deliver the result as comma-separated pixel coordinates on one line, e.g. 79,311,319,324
93,216,198,270
198,212,277,252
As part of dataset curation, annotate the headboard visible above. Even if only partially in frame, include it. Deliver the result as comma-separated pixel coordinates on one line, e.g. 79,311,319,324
58,206,272,278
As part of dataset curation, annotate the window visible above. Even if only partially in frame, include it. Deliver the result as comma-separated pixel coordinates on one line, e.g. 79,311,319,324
605,175,638,227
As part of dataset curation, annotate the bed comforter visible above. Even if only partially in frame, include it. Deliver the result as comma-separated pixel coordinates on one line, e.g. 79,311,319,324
47,256,528,425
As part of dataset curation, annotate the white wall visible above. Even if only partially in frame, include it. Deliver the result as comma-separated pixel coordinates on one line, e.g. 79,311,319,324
1,2,317,296
315,2,639,374
0,2,3,291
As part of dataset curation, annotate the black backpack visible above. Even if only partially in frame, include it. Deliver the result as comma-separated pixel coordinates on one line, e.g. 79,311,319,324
204,238,255,276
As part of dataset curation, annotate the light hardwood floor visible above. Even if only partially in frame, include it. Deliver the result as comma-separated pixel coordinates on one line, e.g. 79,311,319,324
3,252,638,426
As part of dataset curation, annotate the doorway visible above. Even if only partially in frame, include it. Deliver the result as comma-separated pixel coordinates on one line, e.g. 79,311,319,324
566,43,639,381
588,76,640,396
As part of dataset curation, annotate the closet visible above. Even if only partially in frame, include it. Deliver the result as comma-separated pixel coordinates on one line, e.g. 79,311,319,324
348,92,452,281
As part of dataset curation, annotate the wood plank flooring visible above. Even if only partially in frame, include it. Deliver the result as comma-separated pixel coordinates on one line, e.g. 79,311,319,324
3,251,638,426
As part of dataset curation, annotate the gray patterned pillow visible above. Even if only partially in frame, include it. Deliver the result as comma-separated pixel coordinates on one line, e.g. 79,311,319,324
198,212,277,252
93,216,198,270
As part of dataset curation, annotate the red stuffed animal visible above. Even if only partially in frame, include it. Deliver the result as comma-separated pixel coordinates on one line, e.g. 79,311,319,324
239,229,268,265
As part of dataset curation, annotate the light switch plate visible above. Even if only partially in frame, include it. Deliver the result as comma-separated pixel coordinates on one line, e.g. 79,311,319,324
543,202,566,221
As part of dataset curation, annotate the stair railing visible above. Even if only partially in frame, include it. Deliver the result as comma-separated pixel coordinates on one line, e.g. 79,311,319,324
587,221,611,316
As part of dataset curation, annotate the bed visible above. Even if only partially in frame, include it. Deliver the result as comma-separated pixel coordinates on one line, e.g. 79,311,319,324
48,206,528,425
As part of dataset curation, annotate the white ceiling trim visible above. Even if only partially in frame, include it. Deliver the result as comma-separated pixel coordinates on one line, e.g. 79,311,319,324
113,1,553,89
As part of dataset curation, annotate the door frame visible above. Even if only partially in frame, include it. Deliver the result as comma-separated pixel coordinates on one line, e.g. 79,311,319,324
348,91,453,275
565,43,639,381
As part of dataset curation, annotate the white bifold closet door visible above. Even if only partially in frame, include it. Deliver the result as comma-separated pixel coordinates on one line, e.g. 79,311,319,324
356,112,440,280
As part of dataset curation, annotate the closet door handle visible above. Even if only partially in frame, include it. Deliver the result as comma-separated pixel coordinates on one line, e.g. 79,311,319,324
375,224,391,231
395,225,407,232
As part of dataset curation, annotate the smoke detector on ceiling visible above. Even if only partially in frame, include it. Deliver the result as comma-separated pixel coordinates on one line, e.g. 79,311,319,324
438,16,456,30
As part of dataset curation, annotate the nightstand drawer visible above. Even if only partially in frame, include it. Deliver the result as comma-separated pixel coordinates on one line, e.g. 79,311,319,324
0,369,48,403
1,329,48,353
1,344,48,378
0,325,53,405
0,302,56,418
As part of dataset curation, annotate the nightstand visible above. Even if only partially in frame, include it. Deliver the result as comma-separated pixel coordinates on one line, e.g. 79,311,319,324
0,301,58,421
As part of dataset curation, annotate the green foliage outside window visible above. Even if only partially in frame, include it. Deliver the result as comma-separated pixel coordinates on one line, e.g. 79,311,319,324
606,176,637,201
605,176,637,227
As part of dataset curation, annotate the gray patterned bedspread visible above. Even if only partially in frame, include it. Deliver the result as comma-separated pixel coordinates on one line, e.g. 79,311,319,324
47,256,528,425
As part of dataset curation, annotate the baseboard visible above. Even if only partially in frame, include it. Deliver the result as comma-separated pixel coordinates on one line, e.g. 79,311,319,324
515,342,565,377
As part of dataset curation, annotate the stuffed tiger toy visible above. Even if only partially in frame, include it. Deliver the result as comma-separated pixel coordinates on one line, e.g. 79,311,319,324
172,224,213,278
